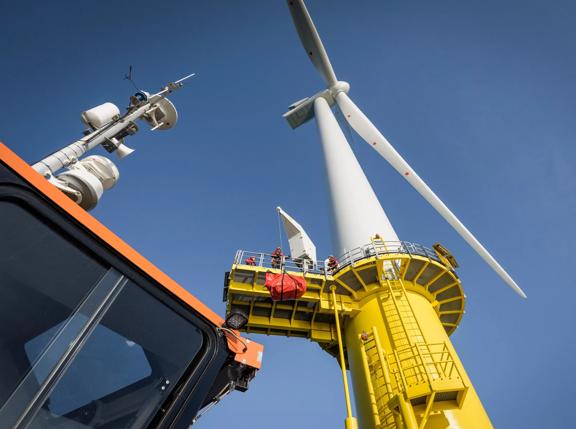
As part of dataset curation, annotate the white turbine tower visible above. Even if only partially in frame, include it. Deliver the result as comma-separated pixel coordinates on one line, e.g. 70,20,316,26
284,0,526,298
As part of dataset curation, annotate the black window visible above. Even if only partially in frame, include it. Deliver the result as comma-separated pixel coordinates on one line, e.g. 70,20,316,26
0,201,108,409
27,281,205,428
0,181,233,429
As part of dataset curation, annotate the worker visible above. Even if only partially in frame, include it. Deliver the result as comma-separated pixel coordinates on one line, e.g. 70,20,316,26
245,256,256,266
325,255,338,274
271,247,283,269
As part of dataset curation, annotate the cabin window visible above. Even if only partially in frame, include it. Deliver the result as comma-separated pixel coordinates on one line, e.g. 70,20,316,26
27,281,204,428
0,200,206,428
0,200,108,410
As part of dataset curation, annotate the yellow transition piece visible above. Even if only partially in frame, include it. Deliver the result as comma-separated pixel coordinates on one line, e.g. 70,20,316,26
225,240,493,428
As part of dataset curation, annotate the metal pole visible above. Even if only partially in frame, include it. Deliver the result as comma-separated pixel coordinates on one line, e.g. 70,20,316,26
330,286,358,429
32,73,195,178
32,103,151,177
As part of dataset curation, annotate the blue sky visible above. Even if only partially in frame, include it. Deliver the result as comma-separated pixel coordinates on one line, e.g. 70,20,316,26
1,0,575,427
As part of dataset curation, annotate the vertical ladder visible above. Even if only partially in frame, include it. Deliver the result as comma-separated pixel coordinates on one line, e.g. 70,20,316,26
359,327,402,428
380,269,441,388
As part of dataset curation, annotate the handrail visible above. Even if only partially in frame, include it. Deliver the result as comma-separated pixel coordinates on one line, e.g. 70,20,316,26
232,241,443,276
387,342,463,390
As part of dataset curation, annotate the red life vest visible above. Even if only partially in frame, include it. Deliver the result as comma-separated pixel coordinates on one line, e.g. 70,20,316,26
264,272,307,301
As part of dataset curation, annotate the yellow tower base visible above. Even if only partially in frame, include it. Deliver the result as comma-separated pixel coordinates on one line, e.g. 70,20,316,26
346,288,492,428
224,239,494,428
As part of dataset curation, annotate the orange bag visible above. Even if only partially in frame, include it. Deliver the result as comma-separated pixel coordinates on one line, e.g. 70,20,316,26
264,272,307,301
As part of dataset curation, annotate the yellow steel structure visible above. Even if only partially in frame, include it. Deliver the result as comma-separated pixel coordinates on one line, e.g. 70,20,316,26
224,238,493,428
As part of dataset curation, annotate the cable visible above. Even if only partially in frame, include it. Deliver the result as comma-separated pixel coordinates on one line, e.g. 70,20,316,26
276,209,286,251
124,65,141,92
191,383,233,424
217,326,248,353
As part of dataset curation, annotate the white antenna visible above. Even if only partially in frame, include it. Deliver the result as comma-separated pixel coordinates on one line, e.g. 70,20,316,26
32,73,195,211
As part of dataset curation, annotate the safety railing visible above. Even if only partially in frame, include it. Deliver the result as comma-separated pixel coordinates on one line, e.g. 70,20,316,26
233,241,442,276
387,342,462,392
232,250,324,274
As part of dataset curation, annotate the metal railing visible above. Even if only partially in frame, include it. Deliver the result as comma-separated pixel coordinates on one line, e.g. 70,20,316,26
233,241,442,275
387,342,462,391
232,250,324,274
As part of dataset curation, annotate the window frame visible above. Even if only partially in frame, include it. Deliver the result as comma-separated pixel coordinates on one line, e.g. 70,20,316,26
0,164,231,429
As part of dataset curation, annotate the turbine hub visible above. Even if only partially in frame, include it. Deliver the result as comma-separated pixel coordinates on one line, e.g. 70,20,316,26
331,81,350,96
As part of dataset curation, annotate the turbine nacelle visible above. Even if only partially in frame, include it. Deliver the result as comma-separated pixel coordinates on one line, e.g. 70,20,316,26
284,80,350,129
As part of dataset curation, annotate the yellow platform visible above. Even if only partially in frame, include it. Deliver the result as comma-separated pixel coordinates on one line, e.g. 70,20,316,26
224,240,465,349
224,240,493,428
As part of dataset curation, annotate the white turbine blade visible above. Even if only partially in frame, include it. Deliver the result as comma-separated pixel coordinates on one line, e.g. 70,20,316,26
335,92,527,298
287,0,338,87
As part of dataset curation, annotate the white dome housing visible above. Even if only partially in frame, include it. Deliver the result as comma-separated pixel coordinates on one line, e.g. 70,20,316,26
81,103,121,130
55,155,120,210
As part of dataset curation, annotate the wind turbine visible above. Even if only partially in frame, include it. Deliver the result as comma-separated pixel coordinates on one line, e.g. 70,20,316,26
284,0,526,299
224,2,526,428
283,0,527,427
